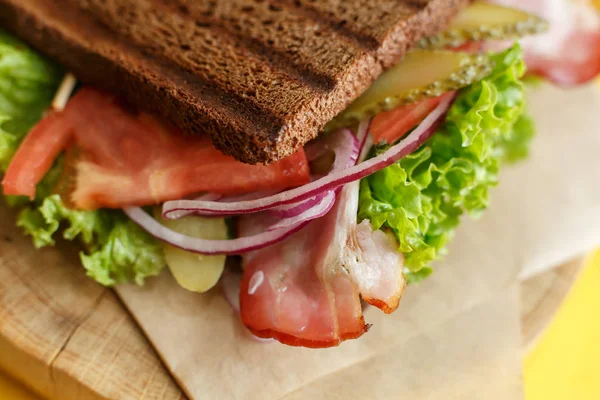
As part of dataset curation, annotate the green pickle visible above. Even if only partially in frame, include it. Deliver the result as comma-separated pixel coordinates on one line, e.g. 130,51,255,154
325,50,492,131
418,1,548,49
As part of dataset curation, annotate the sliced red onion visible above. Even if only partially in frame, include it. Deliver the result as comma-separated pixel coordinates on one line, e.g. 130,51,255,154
356,119,371,155
220,190,281,203
269,130,358,218
357,119,374,163
164,129,358,219
269,122,369,218
267,190,336,231
359,133,374,163
268,192,328,218
124,206,309,255
304,128,357,163
165,193,223,220
162,95,453,218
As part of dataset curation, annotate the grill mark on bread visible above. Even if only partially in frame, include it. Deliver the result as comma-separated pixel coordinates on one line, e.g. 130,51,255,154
0,0,282,143
71,0,325,124
0,0,470,164
273,0,451,60
272,0,381,51
133,51,285,138
157,0,339,91
76,3,285,134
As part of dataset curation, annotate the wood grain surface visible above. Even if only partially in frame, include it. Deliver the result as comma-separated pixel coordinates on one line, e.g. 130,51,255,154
0,202,184,400
0,198,582,399
520,258,584,349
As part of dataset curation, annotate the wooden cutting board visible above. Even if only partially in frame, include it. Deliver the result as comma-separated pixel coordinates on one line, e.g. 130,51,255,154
0,203,184,400
0,201,584,400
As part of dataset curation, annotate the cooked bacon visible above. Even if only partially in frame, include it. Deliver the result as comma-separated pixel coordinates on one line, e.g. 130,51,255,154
353,220,405,313
238,181,406,348
491,0,600,86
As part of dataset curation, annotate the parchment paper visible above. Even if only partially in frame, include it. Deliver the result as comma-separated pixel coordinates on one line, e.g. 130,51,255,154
116,84,600,399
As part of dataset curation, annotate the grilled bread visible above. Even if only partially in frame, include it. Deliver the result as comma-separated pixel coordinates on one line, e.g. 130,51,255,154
0,0,468,163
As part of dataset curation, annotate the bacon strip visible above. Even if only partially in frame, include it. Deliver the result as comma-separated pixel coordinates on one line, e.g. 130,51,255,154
238,181,406,348
491,0,600,86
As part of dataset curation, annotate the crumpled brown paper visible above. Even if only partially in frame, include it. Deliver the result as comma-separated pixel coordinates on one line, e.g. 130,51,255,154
116,84,600,399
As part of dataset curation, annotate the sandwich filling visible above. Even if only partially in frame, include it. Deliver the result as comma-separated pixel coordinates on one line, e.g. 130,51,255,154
1,0,598,347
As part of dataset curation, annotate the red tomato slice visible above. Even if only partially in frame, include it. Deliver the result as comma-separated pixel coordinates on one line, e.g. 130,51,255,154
3,88,310,209
370,92,454,145
2,111,73,199
451,41,483,53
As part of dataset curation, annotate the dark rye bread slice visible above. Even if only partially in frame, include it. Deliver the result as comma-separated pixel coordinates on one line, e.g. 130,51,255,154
0,0,468,164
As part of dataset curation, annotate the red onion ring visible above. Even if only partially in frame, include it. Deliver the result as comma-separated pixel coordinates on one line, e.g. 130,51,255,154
166,191,282,220
270,128,363,218
357,119,373,163
220,190,281,203
162,95,453,218
269,120,370,219
356,119,371,157
359,134,374,163
267,190,336,231
124,206,309,255
165,193,223,220
124,133,355,255
124,190,335,255
164,129,358,219
268,192,328,218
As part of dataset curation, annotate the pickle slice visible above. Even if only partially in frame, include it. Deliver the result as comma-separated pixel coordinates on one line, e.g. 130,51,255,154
325,50,492,131
154,209,228,293
418,1,548,49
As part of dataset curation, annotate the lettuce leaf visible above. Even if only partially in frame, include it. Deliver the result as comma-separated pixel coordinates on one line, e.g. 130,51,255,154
0,31,62,170
80,218,165,286
502,112,535,162
358,45,531,282
0,31,165,286
16,194,165,286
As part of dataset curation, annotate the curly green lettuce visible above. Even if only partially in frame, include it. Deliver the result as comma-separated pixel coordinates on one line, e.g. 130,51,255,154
0,31,165,286
358,45,532,284
16,194,164,286
0,31,61,169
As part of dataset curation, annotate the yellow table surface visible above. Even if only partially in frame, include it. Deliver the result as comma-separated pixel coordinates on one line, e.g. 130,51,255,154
524,250,600,399
1,250,600,399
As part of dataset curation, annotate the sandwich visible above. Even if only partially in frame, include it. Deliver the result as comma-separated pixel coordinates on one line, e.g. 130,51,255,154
0,0,598,348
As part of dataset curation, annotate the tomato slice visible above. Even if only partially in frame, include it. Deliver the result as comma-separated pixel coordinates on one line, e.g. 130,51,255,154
2,111,73,199
370,92,454,145
3,88,310,209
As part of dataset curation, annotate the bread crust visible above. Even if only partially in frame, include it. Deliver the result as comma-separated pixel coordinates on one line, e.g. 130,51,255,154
0,0,468,164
